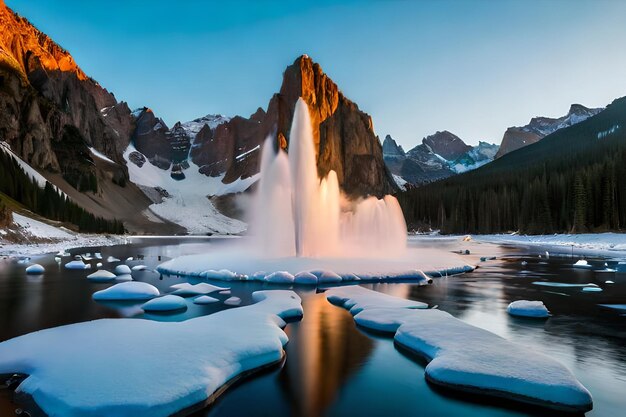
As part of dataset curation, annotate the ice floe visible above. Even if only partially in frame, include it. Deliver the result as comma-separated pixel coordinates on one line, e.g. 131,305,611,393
193,295,220,305
107,256,120,263
87,270,117,282
326,286,592,412
93,282,160,301
25,264,45,274
507,300,550,318
224,296,242,306
582,287,603,292
532,281,597,288
170,282,228,296
115,274,133,282
573,260,592,269
65,260,89,270
114,264,132,275
142,295,187,312
0,290,302,417
131,265,148,271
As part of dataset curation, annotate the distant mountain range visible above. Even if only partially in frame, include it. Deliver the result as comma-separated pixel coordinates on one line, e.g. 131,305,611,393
386,104,602,187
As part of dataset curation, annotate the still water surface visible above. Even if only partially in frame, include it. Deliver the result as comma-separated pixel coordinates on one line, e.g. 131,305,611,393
1,237,624,417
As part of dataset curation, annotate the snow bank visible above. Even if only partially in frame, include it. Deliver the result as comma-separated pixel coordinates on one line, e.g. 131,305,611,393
326,286,592,412
476,233,626,256
25,264,45,274
507,300,550,318
87,270,117,282
93,282,160,301
0,290,302,417
142,295,187,312
12,213,72,239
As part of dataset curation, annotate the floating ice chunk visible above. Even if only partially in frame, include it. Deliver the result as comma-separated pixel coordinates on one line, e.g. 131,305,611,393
81,254,93,261
598,304,626,312
115,274,133,282
54,257,62,263
532,281,597,288
126,257,134,261
96,262,103,268
265,271,295,284
326,286,592,412
219,290,231,295
605,280,615,284
95,253,102,259
25,264,45,274
294,271,318,284
326,285,427,315
312,270,342,284
573,260,592,269
93,282,159,301
193,295,220,305
224,296,241,306
0,290,302,417
107,256,120,263
200,269,241,280
507,300,550,318
132,265,148,271
57,251,70,257
582,287,602,292
87,270,117,282
142,295,187,312
64,260,89,270
170,282,229,296
114,265,132,275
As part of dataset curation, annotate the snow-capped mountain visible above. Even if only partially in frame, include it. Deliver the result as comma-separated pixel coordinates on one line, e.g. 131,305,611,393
496,104,603,158
383,133,499,187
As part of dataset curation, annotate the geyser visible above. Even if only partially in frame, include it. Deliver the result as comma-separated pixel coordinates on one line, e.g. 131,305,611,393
252,98,407,259
157,98,471,283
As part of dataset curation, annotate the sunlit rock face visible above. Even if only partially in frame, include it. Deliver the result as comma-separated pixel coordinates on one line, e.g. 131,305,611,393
190,55,397,197
0,3,133,169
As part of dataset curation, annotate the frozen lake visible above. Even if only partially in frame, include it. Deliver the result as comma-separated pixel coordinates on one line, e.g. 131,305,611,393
1,237,625,416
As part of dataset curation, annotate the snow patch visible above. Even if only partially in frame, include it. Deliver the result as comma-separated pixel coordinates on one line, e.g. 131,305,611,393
93,282,160,301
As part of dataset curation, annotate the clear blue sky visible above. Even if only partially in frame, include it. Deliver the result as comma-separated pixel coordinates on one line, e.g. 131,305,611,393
7,0,626,148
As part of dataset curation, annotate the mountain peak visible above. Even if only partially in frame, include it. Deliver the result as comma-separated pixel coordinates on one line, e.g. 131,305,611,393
382,135,405,158
422,131,471,160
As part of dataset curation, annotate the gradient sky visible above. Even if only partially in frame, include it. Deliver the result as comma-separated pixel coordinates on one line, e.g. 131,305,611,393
7,0,626,148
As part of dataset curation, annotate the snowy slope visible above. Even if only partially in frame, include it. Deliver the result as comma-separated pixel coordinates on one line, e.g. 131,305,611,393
123,144,251,235
0,141,55,189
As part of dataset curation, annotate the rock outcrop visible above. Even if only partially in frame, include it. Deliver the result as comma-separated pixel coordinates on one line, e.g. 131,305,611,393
496,104,602,158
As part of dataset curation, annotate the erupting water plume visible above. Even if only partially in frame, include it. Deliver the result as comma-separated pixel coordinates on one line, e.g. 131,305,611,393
251,98,407,259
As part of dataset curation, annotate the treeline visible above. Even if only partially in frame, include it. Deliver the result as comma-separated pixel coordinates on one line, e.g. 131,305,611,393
398,97,626,234
0,149,124,234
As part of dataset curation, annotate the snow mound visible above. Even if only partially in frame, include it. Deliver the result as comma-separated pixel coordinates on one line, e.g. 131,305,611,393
170,282,229,296
65,260,89,270
142,295,187,312
107,256,120,263
193,295,220,305
0,291,302,417
313,270,343,283
573,260,591,268
294,271,318,284
114,265,132,275
132,265,148,271
265,271,295,284
93,282,160,301
115,274,133,282
507,300,550,318
87,270,117,282
326,286,592,412
200,269,242,280
25,264,45,274
224,296,242,306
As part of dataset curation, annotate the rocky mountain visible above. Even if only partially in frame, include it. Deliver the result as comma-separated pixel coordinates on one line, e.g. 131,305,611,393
135,55,397,198
382,132,498,187
495,104,602,158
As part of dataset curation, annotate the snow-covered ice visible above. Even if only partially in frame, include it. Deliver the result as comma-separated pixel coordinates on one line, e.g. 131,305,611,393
141,295,187,312
224,296,242,306
170,282,229,296
65,260,89,270
93,282,160,301
107,256,121,263
193,295,220,305
115,274,133,282
265,271,295,284
0,290,302,417
132,265,148,271
573,260,591,269
533,281,598,288
114,264,132,275
87,270,117,282
25,264,45,274
507,300,550,318
326,286,593,412
582,287,603,293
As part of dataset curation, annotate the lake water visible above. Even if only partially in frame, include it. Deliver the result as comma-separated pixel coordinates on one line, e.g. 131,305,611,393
1,237,625,417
